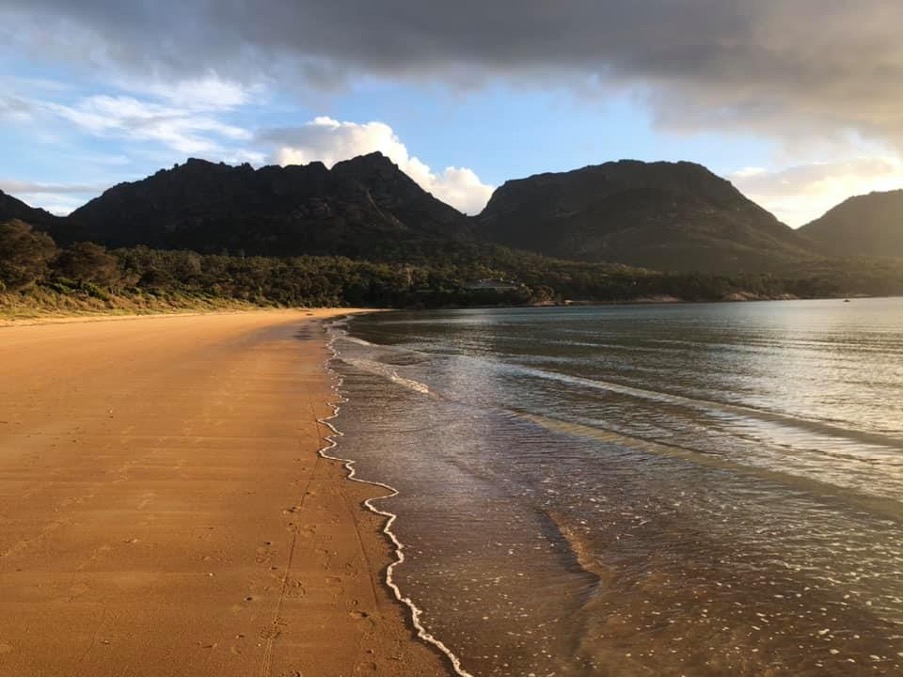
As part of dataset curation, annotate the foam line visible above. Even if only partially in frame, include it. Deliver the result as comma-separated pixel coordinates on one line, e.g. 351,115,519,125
315,320,471,678
341,356,431,395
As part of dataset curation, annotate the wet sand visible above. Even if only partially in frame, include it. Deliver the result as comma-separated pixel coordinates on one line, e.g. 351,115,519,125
0,310,448,676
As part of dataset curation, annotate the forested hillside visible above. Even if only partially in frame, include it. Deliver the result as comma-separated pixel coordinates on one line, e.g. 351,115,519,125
3,217,899,318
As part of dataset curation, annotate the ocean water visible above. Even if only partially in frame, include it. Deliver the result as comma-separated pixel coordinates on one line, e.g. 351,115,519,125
325,298,902,676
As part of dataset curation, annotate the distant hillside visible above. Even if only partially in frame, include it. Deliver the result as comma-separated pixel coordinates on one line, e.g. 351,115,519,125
797,190,902,259
63,153,474,257
477,160,817,274
0,189,57,227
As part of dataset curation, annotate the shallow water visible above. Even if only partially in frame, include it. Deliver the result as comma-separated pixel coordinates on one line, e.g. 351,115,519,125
328,299,902,676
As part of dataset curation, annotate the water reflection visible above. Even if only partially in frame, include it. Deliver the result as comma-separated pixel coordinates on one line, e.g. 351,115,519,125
332,299,902,676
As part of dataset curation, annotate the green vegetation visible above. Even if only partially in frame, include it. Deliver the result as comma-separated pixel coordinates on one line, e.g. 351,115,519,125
2,218,899,318
0,220,57,292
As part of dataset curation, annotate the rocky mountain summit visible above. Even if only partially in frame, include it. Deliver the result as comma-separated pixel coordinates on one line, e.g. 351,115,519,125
63,153,473,258
477,160,816,274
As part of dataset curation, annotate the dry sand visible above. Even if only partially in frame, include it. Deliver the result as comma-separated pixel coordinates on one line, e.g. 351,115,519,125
0,309,449,676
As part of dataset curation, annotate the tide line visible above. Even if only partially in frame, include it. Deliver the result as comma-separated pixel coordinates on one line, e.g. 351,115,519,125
315,324,470,678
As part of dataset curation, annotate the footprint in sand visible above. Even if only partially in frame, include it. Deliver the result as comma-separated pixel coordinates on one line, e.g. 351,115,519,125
284,579,307,599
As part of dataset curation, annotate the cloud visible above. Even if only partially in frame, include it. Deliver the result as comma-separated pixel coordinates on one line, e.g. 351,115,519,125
261,117,494,214
45,94,252,155
1,1,900,151
0,179,108,195
128,73,256,111
267,117,401,168
5,78,268,165
426,167,495,216
730,157,903,227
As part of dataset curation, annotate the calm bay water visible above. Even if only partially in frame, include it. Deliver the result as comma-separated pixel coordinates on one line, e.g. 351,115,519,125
327,299,902,676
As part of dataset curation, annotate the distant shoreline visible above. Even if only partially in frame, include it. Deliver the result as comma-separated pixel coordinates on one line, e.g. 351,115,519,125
5,290,897,326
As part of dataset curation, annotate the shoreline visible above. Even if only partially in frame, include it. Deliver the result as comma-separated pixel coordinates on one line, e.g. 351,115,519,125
0,305,384,328
319,321,469,677
0,309,448,676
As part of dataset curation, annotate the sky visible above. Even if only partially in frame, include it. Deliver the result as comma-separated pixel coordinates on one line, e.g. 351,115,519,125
0,0,901,227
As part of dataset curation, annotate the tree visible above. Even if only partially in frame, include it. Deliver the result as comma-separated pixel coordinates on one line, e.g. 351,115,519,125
54,241,120,287
0,219,57,291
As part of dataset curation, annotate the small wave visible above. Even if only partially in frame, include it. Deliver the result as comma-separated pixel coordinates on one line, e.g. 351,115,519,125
343,335,377,347
325,324,431,395
324,317,350,331
340,356,431,395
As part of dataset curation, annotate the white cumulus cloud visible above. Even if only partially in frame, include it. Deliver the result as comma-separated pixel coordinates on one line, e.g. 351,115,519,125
263,116,494,214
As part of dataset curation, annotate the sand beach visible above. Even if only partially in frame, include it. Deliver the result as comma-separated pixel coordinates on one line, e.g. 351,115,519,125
0,310,448,676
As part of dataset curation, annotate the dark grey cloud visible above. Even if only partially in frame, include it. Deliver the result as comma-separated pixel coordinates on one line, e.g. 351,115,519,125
1,0,901,147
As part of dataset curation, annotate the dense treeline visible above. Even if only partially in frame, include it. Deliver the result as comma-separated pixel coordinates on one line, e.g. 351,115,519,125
1,219,900,311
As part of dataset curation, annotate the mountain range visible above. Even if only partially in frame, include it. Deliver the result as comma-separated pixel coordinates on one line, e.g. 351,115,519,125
2,154,900,275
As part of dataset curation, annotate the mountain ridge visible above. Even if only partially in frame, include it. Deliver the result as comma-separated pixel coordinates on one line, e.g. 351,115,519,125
476,159,819,274
797,189,902,259
62,153,473,258
4,154,900,275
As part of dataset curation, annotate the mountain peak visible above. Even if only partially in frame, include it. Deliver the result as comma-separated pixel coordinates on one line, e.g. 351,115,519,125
478,158,807,274
63,153,472,255
330,152,428,200
332,151,398,174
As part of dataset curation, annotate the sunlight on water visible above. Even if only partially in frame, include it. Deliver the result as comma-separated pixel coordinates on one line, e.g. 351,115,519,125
329,299,902,676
